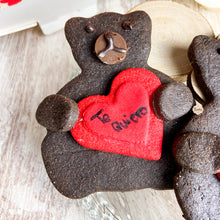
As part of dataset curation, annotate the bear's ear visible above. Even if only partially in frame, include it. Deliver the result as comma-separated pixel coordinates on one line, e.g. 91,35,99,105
188,35,220,65
65,17,96,67
188,35,211,63
65,17,94,45
122,11,152,61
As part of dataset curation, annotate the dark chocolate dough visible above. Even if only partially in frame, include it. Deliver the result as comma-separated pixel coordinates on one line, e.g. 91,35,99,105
173,35,220,220
174,169,220,220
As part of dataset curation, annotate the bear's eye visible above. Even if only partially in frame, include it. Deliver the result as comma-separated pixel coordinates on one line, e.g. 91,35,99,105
122,20,132,31
216,48,220,55
85,25,96,33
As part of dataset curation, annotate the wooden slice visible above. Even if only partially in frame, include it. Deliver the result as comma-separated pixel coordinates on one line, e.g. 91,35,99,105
128,1,214,77
190,71,205,102
185,71,205,115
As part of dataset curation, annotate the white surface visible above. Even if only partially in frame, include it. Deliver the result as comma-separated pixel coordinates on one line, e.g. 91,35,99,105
0,0,97,36
195,0,220,8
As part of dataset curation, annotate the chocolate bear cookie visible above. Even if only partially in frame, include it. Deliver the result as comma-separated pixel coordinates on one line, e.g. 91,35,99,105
173,35,220,219
36,11,193,198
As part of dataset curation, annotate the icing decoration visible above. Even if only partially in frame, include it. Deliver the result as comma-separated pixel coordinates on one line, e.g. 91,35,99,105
98,32,127,58
217,172,220,180
71,68,163,160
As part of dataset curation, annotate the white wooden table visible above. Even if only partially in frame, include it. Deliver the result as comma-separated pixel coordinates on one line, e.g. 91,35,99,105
1,0,220,219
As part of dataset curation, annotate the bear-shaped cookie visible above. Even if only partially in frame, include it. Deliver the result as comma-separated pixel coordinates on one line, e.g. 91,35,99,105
173,35,220,220
36,11,193,198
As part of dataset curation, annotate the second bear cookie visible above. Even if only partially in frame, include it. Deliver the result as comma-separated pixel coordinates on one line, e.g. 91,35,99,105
173,35,220,220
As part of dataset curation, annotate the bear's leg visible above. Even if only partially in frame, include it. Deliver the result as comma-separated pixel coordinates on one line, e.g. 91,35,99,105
41,131,176,199
174,168,220,220
173,132,220,174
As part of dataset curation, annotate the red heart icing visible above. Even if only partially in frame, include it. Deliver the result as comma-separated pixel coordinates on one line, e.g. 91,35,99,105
0,0,22,6
217,173,220,180
71,68,163,160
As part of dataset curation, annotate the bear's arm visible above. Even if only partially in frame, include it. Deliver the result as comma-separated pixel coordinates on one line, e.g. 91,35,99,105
36,94,79,132
153,82,194,121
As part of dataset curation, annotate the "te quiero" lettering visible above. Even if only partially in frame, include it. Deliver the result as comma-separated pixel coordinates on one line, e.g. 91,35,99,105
90,106,148,132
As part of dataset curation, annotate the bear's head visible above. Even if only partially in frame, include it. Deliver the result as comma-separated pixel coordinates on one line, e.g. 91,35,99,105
188,35,220,100
64,11,151,70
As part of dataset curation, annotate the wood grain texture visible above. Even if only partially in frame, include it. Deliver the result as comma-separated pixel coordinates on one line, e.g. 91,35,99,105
1,0,220,219
129,1,214,76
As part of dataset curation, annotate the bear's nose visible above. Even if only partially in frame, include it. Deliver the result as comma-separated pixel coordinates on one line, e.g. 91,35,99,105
95,31,128,65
